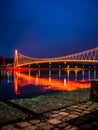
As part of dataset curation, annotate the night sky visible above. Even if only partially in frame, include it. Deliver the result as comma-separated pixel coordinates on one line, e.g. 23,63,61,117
0,0,98,58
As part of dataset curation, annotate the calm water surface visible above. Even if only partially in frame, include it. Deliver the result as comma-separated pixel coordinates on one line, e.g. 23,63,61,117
0,67,98,101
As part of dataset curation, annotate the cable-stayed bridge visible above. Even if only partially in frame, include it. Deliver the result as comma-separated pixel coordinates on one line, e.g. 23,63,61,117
14,47,98,67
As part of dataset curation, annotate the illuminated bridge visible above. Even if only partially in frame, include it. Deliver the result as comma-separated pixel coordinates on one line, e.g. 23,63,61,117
14,47,98,67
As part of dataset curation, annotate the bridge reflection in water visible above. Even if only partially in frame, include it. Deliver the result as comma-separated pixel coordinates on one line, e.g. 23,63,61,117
13,68,92,95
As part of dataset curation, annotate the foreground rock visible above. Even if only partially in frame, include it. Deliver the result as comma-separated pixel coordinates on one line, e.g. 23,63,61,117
90,79,98,102
0,89,90,125
10,89,90,114
0,102,27,124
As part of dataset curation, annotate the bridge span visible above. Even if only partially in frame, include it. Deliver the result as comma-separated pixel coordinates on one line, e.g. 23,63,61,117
14,47,98,67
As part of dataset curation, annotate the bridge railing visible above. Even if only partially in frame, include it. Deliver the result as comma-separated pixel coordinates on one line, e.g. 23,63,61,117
14,47,98,67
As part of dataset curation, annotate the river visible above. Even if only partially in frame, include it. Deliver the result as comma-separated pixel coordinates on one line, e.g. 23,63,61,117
0,67,98,101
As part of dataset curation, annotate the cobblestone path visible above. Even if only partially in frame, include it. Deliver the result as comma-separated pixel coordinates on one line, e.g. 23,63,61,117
0,101,98,130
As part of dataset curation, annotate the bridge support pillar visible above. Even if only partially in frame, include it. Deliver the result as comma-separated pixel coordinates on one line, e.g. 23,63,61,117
14,50,18,67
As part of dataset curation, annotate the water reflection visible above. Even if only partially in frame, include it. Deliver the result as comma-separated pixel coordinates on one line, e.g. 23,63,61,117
38,70,40,77
7,71,12,83
94,68,96,79
49,69,51,77
66,70,70,80
82,69,85,80
59,69,61,78
14,72,20,94
88,69,91,80
0,70,5,82
0,67,98,100
13,69,91,95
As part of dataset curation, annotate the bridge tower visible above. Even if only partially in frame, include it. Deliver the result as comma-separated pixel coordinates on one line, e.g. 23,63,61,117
14,50,18,67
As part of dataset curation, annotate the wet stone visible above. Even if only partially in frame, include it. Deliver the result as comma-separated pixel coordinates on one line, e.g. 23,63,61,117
39,124,53,130
59,108,66,112
43,112,51,117
85,108,94,111
59,112,69,116
1,125,19,130
85,101,93,105
36,122,53,130
48,118,62,125
82,111,91,114
22,125,37,130
53,128,61,130
29,119,40,124
68,126,79,130
71,111,81,116
61,116,71,121
17,121,31,127
64,124,77,130
93,102,98,106
58,122,69,128
68,114,79,118
80,105,88,108
95,107,98,110
1,125,13,129
50,113,59,117
75,109,83,112
79,106,87,110
71,105,79,108
90,106,98,110
55,115,65,120
51,111,60,114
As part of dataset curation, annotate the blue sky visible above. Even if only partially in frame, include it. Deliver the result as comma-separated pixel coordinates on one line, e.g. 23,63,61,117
0,0,98,58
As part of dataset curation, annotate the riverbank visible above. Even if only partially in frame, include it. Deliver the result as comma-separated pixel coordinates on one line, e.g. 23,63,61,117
0,100,98,130
0,89,90,122
0,87,98,129
0,89,92,126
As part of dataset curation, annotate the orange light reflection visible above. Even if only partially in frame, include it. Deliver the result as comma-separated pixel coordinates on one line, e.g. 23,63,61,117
14,72,20,94
14,72,90,94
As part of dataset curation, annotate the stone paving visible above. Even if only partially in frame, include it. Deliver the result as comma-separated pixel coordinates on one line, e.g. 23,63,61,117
10,89,90,114
0,101,98,130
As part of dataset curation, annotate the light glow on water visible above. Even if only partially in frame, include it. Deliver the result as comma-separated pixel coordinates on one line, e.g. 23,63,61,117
14,72,90,95
0,67,98,101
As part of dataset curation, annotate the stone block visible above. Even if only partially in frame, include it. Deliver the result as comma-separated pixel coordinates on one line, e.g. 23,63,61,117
90,80,98,102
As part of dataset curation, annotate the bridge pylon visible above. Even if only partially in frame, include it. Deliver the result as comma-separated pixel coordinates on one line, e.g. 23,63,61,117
14,50,18,67
13,47,98,67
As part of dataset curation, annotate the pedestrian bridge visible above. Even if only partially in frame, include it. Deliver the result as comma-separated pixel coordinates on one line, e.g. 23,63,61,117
14,47,98,67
